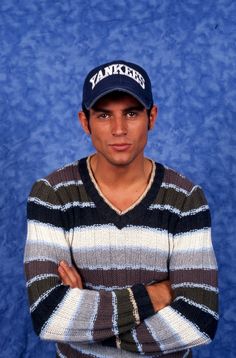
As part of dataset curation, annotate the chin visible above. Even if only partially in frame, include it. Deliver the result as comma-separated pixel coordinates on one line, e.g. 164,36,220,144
107,154,138,167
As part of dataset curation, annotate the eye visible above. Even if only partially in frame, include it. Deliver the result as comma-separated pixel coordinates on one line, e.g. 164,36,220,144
126,111,137,118
98,113,110,119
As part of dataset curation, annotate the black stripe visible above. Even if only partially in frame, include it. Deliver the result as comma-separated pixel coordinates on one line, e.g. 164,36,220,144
175,210,211,234
131,284,155,321
172,299,218,339
31,285,69,335
28,201,210,234
101,336,116,348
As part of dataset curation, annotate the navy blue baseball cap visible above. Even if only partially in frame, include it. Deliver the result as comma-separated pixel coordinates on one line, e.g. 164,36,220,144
82,60,153,109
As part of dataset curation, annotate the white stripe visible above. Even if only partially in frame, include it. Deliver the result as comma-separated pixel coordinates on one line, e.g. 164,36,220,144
30,284,62,312
172,228,212,251
188,185,201,196
54,179,83,190
161,182,189,195
146,306,209,351
181,205,209,216
26,221,67,246
77,263,167,270
27,222,170,252
57,160,79,170
85,283,131,291
41,288,84,341
68,225,170,251
174,296,219,319
174,227,211,238
172,283,219,293
183,349,190,358
161,182,200,197
26,273,58,287
112,291,119,336
87,294,100,342
56,345,67,358
131,328,143,353
28,197,95,210
148,203,208,217
37,178,51,186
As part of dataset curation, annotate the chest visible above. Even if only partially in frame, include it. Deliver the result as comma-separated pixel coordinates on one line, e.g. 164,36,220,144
68,225,172,289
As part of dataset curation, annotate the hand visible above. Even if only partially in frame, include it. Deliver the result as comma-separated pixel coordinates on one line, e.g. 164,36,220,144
58,261,83,289
146,280,173,312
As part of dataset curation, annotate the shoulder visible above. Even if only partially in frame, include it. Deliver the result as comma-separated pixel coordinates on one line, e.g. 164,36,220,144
28,159,87,199
160,163,201,196
44,160,81,189
158,163,209,210
34,159,84,189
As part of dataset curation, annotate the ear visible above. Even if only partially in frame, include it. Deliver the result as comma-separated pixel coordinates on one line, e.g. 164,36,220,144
148,105,158,130
78,111,91,135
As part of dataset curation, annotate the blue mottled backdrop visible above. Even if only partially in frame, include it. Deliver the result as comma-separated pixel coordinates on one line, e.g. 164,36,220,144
0,0,235,357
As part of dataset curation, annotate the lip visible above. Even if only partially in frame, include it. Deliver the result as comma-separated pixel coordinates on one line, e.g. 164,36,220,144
109,143,131,151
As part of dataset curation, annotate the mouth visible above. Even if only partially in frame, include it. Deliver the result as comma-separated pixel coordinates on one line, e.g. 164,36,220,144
109,143,131,151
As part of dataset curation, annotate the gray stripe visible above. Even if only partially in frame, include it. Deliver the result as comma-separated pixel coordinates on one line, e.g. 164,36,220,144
72,248,169,271
24,242,71,263
170,250,217,270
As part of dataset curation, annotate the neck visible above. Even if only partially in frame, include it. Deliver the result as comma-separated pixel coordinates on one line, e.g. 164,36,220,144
89,153,152,188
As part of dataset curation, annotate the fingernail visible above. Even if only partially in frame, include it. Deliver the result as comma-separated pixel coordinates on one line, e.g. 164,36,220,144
60,260,68,267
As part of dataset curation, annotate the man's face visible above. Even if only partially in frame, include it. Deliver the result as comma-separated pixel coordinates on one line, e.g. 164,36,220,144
79,92,157,167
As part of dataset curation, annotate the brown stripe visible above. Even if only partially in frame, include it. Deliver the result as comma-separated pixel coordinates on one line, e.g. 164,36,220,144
27,276,60,306
152,186,207,213
153,187,186,209
55,184,92,203
80,268,168,288
29,181,61,205
136,321,162,353
93,292,113,341
163,168,194,192
182,187,208,212
170,268,218,287
24,260,58,281
30,181,92,206
46,162,80,186
174,287,218,312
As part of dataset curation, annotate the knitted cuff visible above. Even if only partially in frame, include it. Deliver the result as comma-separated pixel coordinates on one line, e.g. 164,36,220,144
131,283,155,321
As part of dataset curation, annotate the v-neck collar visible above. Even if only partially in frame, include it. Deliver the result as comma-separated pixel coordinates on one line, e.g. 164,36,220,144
78,156,164,229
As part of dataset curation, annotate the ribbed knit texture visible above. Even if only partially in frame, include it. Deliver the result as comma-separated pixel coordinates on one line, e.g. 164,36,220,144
24,157,218,358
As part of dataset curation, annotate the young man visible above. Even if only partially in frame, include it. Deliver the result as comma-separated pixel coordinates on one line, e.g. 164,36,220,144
24,60,218,358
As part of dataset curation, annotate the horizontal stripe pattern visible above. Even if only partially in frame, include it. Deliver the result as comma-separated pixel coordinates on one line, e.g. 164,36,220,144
24,158,218,357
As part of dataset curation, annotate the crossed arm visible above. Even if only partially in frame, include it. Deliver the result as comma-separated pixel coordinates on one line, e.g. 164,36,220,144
58,260,173,312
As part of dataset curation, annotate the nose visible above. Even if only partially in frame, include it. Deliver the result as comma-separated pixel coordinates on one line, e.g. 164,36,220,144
111,116,127,136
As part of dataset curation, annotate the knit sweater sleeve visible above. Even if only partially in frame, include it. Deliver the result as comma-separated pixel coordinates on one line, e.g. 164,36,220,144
106,186,219,355
24,179,154,343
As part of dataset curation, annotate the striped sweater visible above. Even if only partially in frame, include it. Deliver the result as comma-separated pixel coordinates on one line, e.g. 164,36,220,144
24,156,218,358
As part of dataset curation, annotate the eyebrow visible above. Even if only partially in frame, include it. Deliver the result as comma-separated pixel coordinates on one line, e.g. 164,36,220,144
92,105,145,113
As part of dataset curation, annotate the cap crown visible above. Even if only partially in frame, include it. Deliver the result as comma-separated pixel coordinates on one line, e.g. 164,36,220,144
82,60,153,109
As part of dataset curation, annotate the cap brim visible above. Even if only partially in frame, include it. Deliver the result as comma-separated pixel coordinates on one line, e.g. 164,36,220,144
86,87,150,109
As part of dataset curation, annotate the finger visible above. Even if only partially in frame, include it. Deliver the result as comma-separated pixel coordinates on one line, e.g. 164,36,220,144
59,261,80,288
58,265,73,286
71,266,83,289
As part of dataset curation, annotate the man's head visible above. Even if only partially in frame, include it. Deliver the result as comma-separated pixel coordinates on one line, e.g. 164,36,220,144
79,60,157,167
